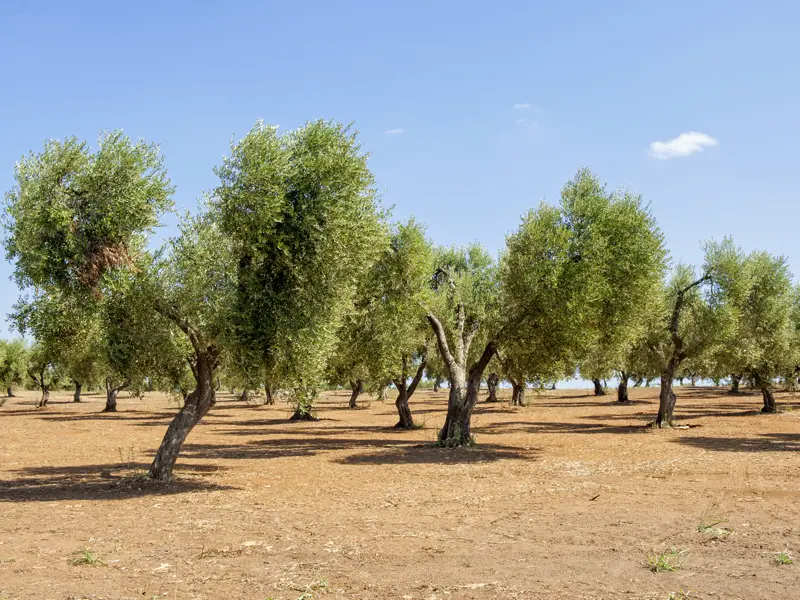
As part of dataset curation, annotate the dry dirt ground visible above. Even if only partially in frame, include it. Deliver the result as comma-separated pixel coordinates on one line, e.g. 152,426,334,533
2,386,800,600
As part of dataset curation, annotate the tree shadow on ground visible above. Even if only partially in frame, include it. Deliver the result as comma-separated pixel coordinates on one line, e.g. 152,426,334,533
0,462,231,502
674,432,800,453
181,437,423,461
333,443,535,466
474,420,649,436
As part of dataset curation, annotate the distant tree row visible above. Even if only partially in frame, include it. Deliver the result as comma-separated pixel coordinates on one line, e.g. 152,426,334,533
3,122,797,480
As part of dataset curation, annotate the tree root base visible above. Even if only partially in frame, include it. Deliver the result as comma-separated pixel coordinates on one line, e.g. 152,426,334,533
289,411,319,422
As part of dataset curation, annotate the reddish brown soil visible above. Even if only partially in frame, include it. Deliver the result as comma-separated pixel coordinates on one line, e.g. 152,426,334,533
2,386,800,600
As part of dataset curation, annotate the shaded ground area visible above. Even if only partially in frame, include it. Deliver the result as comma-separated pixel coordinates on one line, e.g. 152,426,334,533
2,386,800,599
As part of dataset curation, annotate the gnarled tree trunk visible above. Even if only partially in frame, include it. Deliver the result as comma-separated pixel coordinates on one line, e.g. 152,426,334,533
617,372,629,403
510,378,526,406
349,379,363,409
655,360,679,427
486,372,500,402
149,347,217,481
592,378,605,396
264,382,274,405
103,379,128,412
37,385,50,408
757,375,777,413
394,356,427,429
73,381,83,403
730,374,741,394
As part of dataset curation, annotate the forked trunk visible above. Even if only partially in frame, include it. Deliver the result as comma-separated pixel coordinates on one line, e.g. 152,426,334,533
510,379,526,406
73,381,83,403
349,379,363,409
655,361,679,427
149,349,216,482
485,372,500,402
264,383,274,405
592,378,605,396
617,372,629,403
760,382,777,413
730,374,741,394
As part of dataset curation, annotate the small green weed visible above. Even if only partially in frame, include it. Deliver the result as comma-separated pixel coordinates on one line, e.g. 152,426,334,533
71,549,104,566
667,589,693,599
648,547,686,573
698,503,734,539
774,550,793,565
295,578,328,600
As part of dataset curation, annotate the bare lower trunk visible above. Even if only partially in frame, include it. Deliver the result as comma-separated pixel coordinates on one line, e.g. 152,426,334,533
730,374,741,394
655,361,679,427
592,378,605,396
149,349,217,481
6,386,14,397
73,381,82,403
761,384,777,413
349,379,363,409
511,379,526,406
617,373,629,402
239,389,249,403
104,387,118,412
36,385,50,408
690,376,697,386
485,372,500,402
394,385,413,429
439,379,477,445
433,377,441,393
264,383,274,405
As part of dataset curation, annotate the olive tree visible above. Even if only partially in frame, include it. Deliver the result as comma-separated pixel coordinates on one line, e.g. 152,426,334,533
0,338,29,398
4,122,385,480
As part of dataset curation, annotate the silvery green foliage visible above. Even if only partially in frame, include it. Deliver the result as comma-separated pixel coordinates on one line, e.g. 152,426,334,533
212,120,387,413
500,169,667,385
0,338,29,392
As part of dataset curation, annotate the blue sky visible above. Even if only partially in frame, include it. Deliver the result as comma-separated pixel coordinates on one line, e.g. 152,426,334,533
2,1,799,337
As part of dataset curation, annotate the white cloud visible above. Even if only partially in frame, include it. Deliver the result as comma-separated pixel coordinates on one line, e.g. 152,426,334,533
384,128,404,135
516,118,540,128
648,131,718,159
513,103,531,109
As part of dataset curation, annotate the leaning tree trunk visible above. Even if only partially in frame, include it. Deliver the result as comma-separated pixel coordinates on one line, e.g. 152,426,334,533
592,378,606,396
510,379,527,406
349,379,363,409
655,360,680,427
6,386,14,397
759,378,777,413
617,372,629,403
394,358,427,429
36,385,50,408
730,374,741,394
264,383,274,405
239,388,249,403
149,349,217,481
485,372,500,402
73,381,83,403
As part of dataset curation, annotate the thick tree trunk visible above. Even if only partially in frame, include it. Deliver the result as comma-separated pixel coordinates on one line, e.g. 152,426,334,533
239,389,249,403
73,381,82,403
36,385,50,408
592,378,606,396
485,372,500,402
104,387,118,412
510,379,526,407
730,374,741,394
760,383,777,413
690,375,697,386
655,361,679,427
617,372,629,403
6,386,14,397
349,379,363,409
149,349,217,481
264,383,274,405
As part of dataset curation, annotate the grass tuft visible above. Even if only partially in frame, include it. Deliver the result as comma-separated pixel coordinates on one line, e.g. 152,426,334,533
71,549,104,566
774,550,793,565
648,547,686,573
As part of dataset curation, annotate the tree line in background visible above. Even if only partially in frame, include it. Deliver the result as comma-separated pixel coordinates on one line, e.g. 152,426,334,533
2,122,798,481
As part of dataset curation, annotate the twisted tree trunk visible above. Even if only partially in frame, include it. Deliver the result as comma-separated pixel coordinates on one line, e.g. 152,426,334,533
617,372,629,403
510,379,526,406
394,356,427,429
149,346,217,481
485,372,500,402
103,379,129,412
757,375,777,413
349,379,363,409
592,378,605,396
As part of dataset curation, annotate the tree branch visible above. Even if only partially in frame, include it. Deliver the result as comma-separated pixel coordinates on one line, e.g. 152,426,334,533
427,312,457,375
